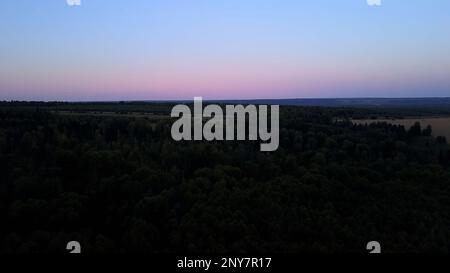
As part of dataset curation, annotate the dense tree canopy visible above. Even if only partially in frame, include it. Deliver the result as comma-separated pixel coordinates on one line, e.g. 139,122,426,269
1,104,450,253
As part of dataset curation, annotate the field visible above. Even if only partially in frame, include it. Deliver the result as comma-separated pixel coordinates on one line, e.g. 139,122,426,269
352,117,450,139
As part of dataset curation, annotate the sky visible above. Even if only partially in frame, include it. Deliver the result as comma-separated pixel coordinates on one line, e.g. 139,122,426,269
0,0,449,101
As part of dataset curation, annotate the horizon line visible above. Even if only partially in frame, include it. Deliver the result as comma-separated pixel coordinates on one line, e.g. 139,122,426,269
2,96,450,103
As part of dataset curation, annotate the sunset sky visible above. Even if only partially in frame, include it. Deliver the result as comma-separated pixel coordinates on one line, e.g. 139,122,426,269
1,0,449,101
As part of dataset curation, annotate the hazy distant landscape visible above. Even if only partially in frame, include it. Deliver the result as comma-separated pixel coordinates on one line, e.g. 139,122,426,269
209,97,450,108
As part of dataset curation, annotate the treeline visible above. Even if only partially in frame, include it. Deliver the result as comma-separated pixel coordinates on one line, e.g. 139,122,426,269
0,105,450,253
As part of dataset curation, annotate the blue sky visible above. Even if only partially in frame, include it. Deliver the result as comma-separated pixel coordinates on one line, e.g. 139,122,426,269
0,0,449,100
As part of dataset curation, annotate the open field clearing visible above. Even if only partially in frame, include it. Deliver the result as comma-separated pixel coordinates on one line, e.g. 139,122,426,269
353,117,450,139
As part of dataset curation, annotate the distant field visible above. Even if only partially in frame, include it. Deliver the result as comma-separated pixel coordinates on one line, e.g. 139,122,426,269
353,117,450,139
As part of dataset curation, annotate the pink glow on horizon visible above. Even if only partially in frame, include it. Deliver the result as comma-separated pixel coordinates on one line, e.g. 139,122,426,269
1,56,449,100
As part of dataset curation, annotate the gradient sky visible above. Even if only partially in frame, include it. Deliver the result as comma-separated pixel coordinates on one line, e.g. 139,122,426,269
1,0,450,101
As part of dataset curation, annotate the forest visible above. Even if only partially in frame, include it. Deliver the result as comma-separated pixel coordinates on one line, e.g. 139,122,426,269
1,102,450,253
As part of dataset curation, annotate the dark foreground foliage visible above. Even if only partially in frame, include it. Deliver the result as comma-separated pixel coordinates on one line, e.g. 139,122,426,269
1,104,450,253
